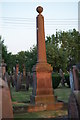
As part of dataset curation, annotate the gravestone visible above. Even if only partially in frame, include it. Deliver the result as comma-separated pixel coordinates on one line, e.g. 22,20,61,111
16,73,22,91
15,64,21,91
22,64,26,85
12,68,18,91
23,64,26,78
69,69,74,92
16,64,19,75
15,64,25,91
1,60,10,88
10,72,14,87
73,66,80,90
26,72,30,91
0,78,13,119
29,6,63,112
68,66,80,119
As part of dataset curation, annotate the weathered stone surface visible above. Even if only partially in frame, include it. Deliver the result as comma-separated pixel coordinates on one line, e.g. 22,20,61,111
1,60,10,89
74,91,80,106
30,6,63,111
17,74,22,91
27,102,63,112
68,92,80,120
36,6,47,64
73,66,80,90
26,72,30,91
0,78,13,119
23,64,26,78
16,64,19,75
68,65,80,119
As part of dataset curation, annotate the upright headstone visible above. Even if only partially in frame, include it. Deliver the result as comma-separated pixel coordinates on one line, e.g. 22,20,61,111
15,64,21,91
22,64,26,85
0,37,2,72
73,66,80,90
68,66,80,119
26,72,30,91
0,67,2,120
0,78,13,119
30,6,63,111
16,64,19,75
69,69,74,92
23,64,26,78
1,60,10,89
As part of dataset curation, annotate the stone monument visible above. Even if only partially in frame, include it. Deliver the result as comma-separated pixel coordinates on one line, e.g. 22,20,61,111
16,64,19,75
73,66,80,90
29,6,63,112
0,61,13,119
15,64,22,91
1,60,10,89
1,78,13,119
23,64,26,78
68,66,80,119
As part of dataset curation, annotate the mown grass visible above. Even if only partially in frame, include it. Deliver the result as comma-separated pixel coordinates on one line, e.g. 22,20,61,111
14,110,67,119
11,85,71,118
12,85,70,104
54,84,71,103
11,87,32,103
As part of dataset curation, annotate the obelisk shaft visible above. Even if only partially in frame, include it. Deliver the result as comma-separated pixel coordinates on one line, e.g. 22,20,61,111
30,6,63,111
36,10,47,63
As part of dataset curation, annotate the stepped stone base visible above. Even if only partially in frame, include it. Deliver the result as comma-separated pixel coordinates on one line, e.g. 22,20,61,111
27,102,63,112
30,94,56,104
30,62,64,112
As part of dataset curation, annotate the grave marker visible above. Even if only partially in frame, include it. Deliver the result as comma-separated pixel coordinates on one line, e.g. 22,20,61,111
29,6,63,112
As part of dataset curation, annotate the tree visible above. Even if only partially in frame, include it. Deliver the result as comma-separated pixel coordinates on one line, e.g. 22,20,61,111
16,51,26,72
46,29,80,72
25,45,37,72
1,29,79,73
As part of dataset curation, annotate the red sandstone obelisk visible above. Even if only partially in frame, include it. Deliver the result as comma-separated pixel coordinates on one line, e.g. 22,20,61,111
31,6,55,105
29,6,63,112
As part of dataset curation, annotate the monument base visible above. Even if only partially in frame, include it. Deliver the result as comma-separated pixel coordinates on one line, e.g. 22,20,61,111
30,63,63,111
30,94,56,104
27,102,64,112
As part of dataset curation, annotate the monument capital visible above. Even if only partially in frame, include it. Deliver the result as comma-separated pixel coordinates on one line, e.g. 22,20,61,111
36,6,43,14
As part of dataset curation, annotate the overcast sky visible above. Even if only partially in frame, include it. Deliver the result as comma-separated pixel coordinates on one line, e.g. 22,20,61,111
0,0,79,54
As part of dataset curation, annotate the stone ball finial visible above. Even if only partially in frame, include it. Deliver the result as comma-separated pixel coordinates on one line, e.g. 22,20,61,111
36,6,43,14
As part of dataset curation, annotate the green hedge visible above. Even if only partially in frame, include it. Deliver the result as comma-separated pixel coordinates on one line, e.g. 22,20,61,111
64,72,80,87
51,72,80,89
52,73,61,89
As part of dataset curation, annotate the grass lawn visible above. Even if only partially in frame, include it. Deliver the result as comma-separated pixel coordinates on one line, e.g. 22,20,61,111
14,110,68,119
11,87,32,103
54,84,71,103
11,84,71,118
